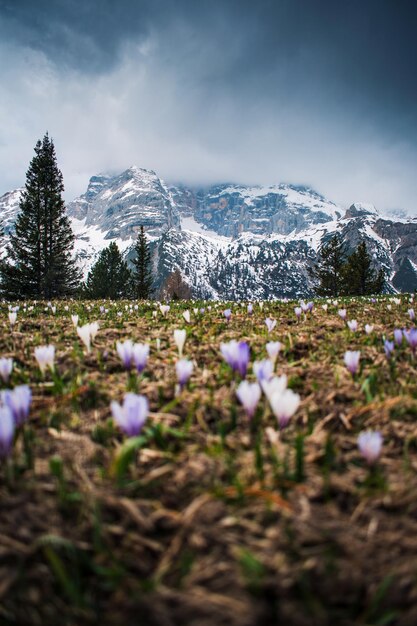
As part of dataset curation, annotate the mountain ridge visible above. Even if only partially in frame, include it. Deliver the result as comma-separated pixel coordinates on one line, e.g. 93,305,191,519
1,166,417,298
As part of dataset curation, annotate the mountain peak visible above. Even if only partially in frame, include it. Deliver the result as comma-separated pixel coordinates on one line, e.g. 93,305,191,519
346,202,379,218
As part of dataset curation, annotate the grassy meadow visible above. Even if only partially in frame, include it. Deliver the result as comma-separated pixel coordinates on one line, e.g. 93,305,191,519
0,296,417,626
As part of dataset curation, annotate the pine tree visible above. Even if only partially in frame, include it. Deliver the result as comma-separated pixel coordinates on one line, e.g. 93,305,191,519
0,133,80,299
131,226,153,299
343,241,385,295
309,233,347,296
83,242,131,299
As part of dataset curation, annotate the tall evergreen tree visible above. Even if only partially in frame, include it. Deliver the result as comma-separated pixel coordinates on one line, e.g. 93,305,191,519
83,242,131,299
309,233,347,296
131,226,153,299
0,133,80,299
343,241,385,295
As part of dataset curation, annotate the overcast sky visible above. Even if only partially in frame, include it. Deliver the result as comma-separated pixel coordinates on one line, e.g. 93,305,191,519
0,0,417,212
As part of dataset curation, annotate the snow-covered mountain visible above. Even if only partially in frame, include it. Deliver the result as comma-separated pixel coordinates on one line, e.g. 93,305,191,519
2,166,417,298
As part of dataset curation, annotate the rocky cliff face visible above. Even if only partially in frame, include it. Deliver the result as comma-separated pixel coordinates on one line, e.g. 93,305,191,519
170,183,342,238
2,166,417,298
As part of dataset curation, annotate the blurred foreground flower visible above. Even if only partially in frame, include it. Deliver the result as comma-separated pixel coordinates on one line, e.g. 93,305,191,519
269,388,300,430
175,359,193,389
253,359,273,382
236,381,261,418
2,385,32,426
266,341,282,365
0,358,13,384
344,350,360,375
357,430,383,465
34,345,55,375
111,393,149,437
0,405,14,457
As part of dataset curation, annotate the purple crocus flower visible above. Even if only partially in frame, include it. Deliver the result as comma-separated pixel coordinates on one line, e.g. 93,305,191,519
0,405,14,457
384,340,395,359
307,301,314,312
247,304,253,315
394,329,403,346
294,307,302,320
223,309,232,322
111,393,149,437
403,328,417,354
344,350,360,375
338,309,347,320
253,359,273,382
220,340,250,377
357,430,383,465
132,343,150,373
408,308,415,321
2,385,32,427
175,359,193,388
236,381,261,418
116,340,134,369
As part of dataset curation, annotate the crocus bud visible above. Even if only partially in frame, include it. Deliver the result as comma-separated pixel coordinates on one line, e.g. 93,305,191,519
175,359,193,388
236,381,261,418
344,350,360,375
173,329,187,358
357,430,383,465
34,345,55,374
0,358,13,383
0,405,14,457
266,341,282,365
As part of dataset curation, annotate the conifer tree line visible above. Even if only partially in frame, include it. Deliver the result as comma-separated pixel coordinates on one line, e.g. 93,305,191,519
309,233,385,296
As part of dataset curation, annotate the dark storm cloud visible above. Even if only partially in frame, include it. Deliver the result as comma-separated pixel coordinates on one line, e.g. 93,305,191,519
1,0,417,211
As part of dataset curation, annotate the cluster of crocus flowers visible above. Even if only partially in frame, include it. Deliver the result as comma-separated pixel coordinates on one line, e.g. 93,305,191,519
34,345,55,375
116,340,150,373
111,393,149,437
220,340,250,377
